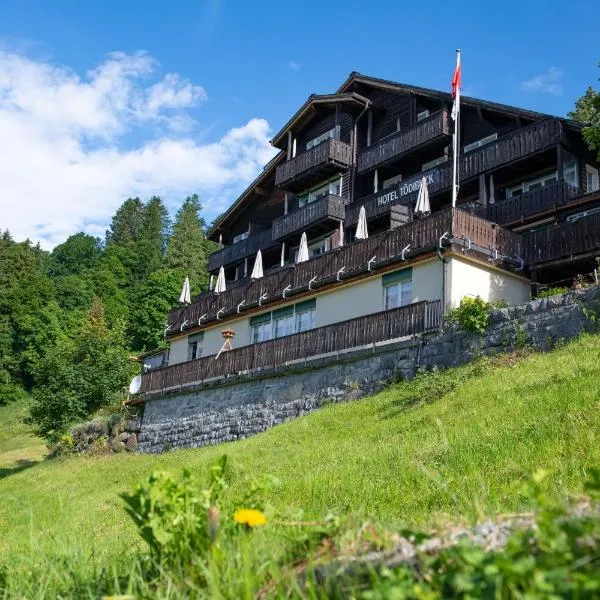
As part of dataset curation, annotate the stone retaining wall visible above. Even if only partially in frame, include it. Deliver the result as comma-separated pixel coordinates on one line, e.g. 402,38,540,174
137,287,600,453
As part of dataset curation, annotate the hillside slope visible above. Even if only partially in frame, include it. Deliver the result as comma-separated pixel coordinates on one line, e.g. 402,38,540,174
1,335,600,564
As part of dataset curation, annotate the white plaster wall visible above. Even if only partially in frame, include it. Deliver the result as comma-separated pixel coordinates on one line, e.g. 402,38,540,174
411,259,444,303
168,337,188,365
202,315,251,356
315,277,383,327
448,257,530,308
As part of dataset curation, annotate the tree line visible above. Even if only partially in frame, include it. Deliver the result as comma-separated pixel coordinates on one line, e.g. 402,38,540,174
0,194,216,440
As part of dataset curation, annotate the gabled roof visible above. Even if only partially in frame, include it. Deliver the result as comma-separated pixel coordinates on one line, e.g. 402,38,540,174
207,150,285,239
338,72,584,129
270,92,371,148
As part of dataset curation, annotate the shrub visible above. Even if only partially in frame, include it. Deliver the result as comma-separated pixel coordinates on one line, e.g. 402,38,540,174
445,296,491,335
538,286,568,299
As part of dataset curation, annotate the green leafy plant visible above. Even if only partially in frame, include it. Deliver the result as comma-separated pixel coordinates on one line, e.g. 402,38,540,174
120,455,229,566
445,296,491,335
538,286,568,299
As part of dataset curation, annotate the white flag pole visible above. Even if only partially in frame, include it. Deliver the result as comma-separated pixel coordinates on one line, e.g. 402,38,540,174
451,49,461,208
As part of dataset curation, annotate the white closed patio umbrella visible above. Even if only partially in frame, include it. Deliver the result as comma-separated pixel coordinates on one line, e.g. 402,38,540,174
355,205,368,240
296,232,309,263
214,266,226,294
338,219,344,247
489,174,496,205
178,276,191,304
414,176,430,216
250,250,263,279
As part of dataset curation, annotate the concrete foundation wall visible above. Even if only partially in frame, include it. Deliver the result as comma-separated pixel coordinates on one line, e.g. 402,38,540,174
138,287,600,453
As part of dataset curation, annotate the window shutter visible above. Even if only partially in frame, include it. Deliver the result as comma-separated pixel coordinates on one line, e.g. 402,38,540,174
382,268,413,286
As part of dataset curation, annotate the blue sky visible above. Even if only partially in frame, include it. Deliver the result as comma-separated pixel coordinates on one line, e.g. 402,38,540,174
0,0,598,247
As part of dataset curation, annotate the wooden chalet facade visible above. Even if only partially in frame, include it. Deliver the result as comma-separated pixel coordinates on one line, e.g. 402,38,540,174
140,72,600,396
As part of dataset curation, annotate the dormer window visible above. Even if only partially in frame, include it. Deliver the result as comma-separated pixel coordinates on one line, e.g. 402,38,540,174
306,128,335,150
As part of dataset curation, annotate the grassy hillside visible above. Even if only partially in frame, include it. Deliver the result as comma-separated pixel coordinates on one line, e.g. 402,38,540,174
1,334,600,596
0,396,46,476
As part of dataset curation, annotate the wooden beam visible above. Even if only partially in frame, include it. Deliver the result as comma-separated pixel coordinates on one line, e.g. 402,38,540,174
556,144,564,182
367,110,372,147
254,186,267,196
287,130,292,160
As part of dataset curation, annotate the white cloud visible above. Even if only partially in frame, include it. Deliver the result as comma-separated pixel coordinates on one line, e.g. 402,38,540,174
520,67,563,96
0,50,276,248
288,61,301,72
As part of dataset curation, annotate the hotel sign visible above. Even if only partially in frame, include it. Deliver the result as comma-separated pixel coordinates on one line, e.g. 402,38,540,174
376,173,434,207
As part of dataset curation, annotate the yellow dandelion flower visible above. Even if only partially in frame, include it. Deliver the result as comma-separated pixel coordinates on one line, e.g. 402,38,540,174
234,508,267,527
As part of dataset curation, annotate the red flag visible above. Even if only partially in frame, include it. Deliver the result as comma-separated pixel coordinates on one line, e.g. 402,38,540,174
452,52,462,98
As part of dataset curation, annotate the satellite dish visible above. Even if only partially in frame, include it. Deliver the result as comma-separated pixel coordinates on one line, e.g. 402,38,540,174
129,375,142,394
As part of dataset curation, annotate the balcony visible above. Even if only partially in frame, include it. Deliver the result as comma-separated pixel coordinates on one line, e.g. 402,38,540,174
275,138,352,191
347,163,452,225
167,208,523,334
142,300,442,395
347,118,566,225
357,109,451,174
207,228,275,271
272,194,346,241
464,181,580,226
524,212,600,266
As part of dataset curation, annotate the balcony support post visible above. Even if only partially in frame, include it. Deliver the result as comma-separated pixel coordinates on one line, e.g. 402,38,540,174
244,257,248,278
556,143,564,182
287,130,292,160
209,274,214,291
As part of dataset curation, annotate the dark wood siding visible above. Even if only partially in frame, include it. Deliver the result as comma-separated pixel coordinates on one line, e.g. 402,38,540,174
295,109,353,155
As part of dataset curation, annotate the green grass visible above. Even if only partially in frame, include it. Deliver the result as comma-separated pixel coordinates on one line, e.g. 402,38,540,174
1,334,600,595
0,395,46,475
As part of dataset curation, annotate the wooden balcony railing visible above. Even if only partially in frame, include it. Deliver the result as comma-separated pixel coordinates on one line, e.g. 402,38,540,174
207,228,275,271
524,213,600,266
142,300,442,395
275,138,352,189
167,209,522,334
272,194,346,240
347,118,565,225
357,109,451,173
463,181,580,226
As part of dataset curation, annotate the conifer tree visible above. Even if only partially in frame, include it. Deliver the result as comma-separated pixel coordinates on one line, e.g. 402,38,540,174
137,196,170,278
166,194,210,292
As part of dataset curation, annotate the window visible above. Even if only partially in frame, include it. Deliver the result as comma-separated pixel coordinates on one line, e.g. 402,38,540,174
272,306,295,338
298,176,343,207
506,171,558,198
422,155,448,172
187,333,204,361
382,268,413,310
250,299,317,343
295,299,316,333
383,173,403,189
250,313,272,344
417,110,430,122
564,160,579,187
463,133,498,153
293,235,331,261
232,230,249,244
586,165,599,192
306,128,335,150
